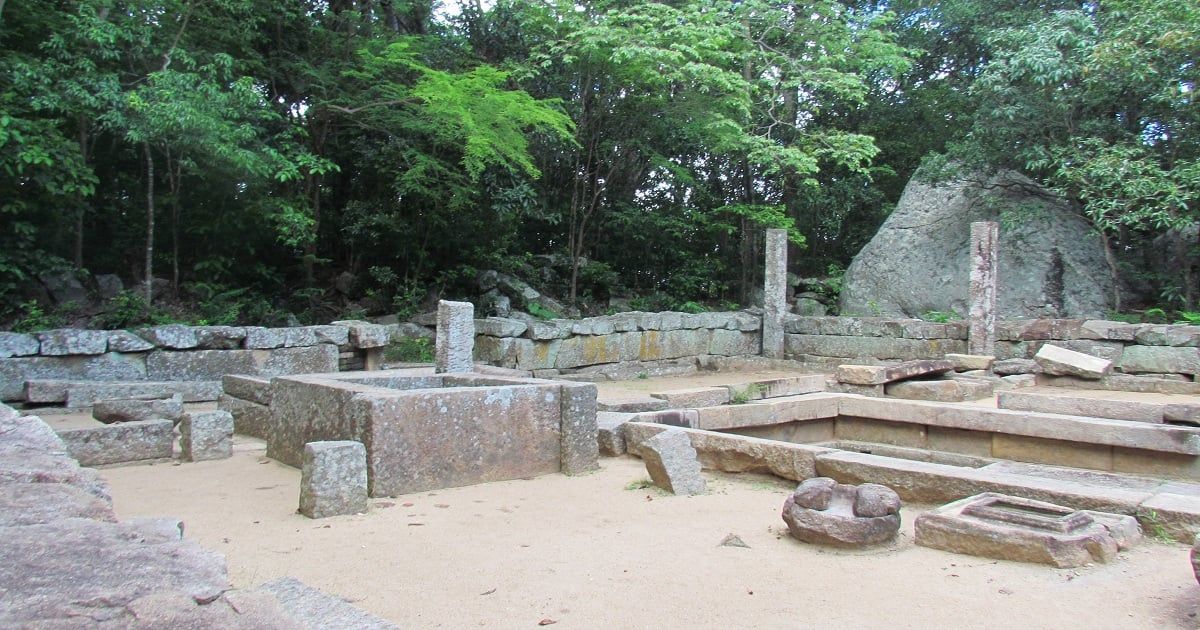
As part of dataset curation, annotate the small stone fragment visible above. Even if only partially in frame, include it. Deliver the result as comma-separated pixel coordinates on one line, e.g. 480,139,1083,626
719,533,750,548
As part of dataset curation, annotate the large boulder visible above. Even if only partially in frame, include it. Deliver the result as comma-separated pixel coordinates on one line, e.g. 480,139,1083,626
840,171,1114,319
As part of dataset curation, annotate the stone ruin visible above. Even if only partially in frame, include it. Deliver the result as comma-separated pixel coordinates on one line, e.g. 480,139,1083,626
781,477,902,547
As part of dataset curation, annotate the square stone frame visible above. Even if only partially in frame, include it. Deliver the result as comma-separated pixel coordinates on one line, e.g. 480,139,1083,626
264,368,597,496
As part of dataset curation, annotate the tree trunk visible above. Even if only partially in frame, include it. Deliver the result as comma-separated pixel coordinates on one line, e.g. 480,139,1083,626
143,143,155,305
1099,231,1122,313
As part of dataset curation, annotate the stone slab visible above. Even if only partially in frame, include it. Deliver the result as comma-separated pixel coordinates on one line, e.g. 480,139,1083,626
1138,493,1200,543
641,429,706,495
221,374,273,405
300,441,369,518
997,390,1164,423
1119,345,1200,375
218,394,272,440
0,353,147,401
434,301,475,373
23,379,221,406
598,395,669,413
135,325,199,349
650,386,730,408
836,360,954,385
559,382,600,475
107,330,156,352
886,379,994,402
37,329,110,355
57,419,175,466
93,395,184,424
1034,344,1112,379
1037,374,1200,395
946,353,995,372
255,577,398,629
597,412,633,456
624,422,833,481
180,410,234,462
0,332,39,358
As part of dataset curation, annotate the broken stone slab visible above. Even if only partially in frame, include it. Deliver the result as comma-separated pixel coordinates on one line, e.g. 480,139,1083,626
1034,344,1112,379
914,492,1141,568
93,394,184,424
641,429,706,495
253,577,398,629
107,330,156,352
945,353,995,372
835,359,954,385
885,378,994,402
135,324,199,350
57,419,174,467
180,410,234,462
0,517,229,627
650,386,730,408
993,358,1039,375
0,331,39,358
997,390,1164,423
781,477,901,547
36,328,110,355
299,441,369,519
597,412,633,456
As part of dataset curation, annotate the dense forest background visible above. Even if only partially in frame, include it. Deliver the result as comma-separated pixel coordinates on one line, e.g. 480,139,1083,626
2,0,1196,328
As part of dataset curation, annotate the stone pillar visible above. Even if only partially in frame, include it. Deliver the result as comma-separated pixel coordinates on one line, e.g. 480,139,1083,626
299,440,368,519
435,300,475,373
762,228,788,359
968,221,999,356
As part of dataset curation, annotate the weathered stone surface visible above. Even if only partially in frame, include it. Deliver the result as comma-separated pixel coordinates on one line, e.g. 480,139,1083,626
763,228,788,359
1135,325,1200,347
968,221,999,355
725,375,826,401
256,577,398,629
332,320,391,349
180,411,234,462
1079,320,1141,341
1165,404,1200,426
106,330,156,352
258,345,338,376
475,317,528,338
1038,373,1200,395
914,492,1141,567
626,422,833,480
435,300,475,373
560,382,599,475
62,381,221,407
218,394,272,439
597,395,669,413
571,317,617,336
554,332,641,368
1119,345,1200,375
0,332,39,358
243,327,289,349
307,325,351,347
0,412,110,497
57,420,174,466
0,517,229,627
886,378,993,402
946,353,995,372
93,394,184,424
1193,534,1200,584
0,481,116,526
997,390,1164,423
222,374,272,405
781,477,901,546
837,359,954,385
1002,374,1038,388
708,329,761,356
193,326,247,350
37,328,109,355
597,412,633,456
147,349,258,380
135,324,199,350
993,358,1039,375
789,334,966,361
650,387,730,408
1034,344,1112,379
840,171,1114,318
528,319,574,340
641,429,706,495
300,441,368,518
639,329,713,361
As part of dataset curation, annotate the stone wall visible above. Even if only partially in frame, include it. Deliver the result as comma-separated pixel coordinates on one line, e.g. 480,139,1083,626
470,311,763,378
785,316,1200,378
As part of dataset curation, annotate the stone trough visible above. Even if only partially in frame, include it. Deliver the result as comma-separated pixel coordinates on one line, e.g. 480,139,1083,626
222,368,598,496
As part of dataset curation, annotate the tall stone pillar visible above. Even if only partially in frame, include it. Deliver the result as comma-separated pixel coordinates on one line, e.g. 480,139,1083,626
968,221,999,356
763,228,788,359
435,300,475,373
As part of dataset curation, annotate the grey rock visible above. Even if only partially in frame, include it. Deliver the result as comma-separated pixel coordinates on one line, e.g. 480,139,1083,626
38,269,90,306
840,171,1115,318
332,320,390,349
795,297,828,316
836,359,954,385
259,345,338,376
58,381,221,407
37,328,109,355
597,412,632,456
481,288,512,317
0,481,117,526
781,478,902,547
218,394,273,439
307,325,350,347
0,353,147,401
1134,325,1200,347
222,374,273,405
641,429,706,495
58,420,174,466
193,326,247,349
95,273,124,299
993,358,1039,375
256,577,398,629
0,332,40,358
299,441,369,518
135,324,199,350
1119,345,1200,375
93,394,184,424
107,330,156,352
434,301,475,373
147,349,259,380
180,411,234,462
528,319,574,340
244,327,289,349
474,317,528,338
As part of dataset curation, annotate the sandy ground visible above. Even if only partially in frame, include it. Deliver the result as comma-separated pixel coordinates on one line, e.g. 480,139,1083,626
102,444,1200,629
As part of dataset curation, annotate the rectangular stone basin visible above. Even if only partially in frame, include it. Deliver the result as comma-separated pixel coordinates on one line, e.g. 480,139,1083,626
260,369,596,496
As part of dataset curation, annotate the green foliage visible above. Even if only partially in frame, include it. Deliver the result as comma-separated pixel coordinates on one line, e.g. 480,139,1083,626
11,301,63,333
92,291,174,329
730,383,764,405
1136,508,1175,543
384,337,434,364
526,302,558,320
920,310,961,323
1175,312,1200,326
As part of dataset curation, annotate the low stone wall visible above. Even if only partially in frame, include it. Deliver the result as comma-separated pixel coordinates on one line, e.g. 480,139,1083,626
785,316,1200,378
471,311,762,377
0,321,391,402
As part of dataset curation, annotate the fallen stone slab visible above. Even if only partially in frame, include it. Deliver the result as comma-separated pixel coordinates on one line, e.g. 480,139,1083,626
624,422,834,481
180,411,234,462
57,420,174,467
914,492,1141,568
255,577,399,629
93,394,184,424
946,353,995,372
836,359,953,385
300,441,368,519
650,386,730,408
641,428,706,495
597,412,633,456
724,374,826,401
781,477,901,547
1034,344,1112,379
997,390,1163,423
886,378,994,402
1037,374,1200,395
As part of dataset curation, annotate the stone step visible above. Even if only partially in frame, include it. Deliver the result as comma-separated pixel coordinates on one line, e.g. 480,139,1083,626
25,380,222,407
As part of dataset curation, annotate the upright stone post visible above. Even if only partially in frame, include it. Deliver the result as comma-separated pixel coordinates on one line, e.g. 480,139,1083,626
763,228,788,359
968,221,999,356
435,299,475,373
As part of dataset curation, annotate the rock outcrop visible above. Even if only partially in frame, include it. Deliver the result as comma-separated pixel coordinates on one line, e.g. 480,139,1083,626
840,171,1114,319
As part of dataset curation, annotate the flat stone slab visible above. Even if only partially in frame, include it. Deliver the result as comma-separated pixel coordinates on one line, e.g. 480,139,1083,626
724,374,826,400
1034,344,1112,379
997,390,1164,423
886,378,994,402
650,386,730,408
93,394,184,424
641,429,706,495
300,441,368,519
914,492,1141,568
24,380,222,406
221,374,273,405
218,394,272,439
598,395,669,413
256,577,398,629
946,354,995,372
597,412,633,456
836,360,953,385
57,420,174,467
1037,374,1200,395
180,411,234,462
781,477,901,547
